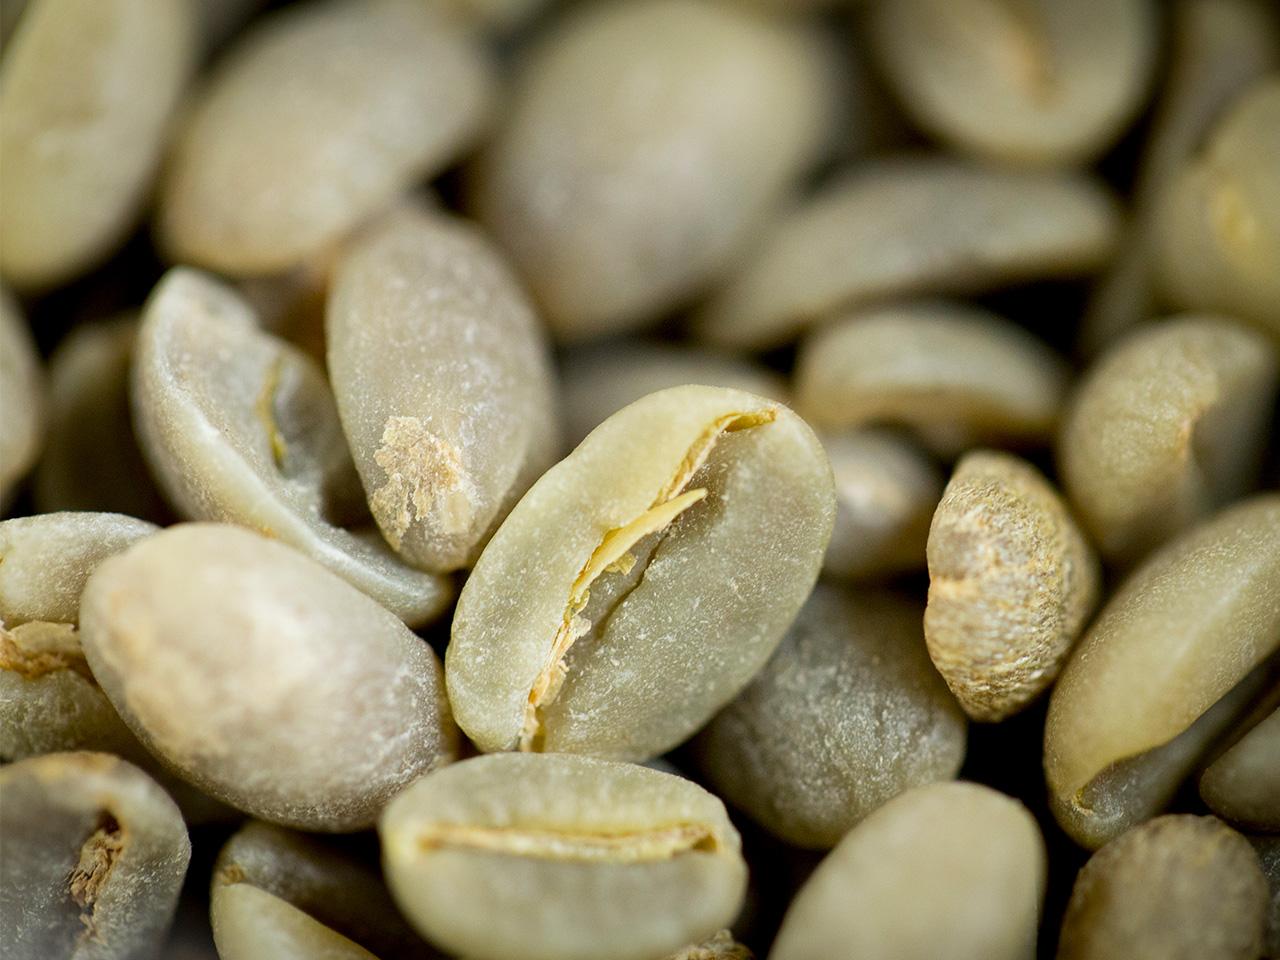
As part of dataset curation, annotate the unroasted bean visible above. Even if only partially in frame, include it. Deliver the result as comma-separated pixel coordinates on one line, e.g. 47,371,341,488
695,584,966,849
472,0,835,341
1081,0,1279,355
0,752,191,960
447,385,834,760
1201,697,1280,830
1154,77,1280,342
0,0,195,290
869,0,1158,167
663,931,754,960
158,0,494,276
770,781,1045,960
327,207,559,573
1058,317,1277,568
559,340,787,449
821,429,943,581
0,512,231,823
1256,837,1280,959
32,317,170,521
133,267,451,626
1044,494,1280,848
1057,815,1268,960
795,301,1070,455
693,157,1119,349
925,450,1099,722
0,284,44,505
210,821,433,960
80,523,458,831
380,753,748,960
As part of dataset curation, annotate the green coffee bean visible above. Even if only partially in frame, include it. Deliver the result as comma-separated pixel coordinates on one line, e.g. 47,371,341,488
926,450,1099,721
1057,815,1268,960
472,0,835,340
132,267,451,626
1254,836,1280,959
447,385,834,760
0,752,191,960
80,523,458,831
695,583,966,849
663,931,753,960
210,821,432,960
821,429,943,581
0,284,45,506
1045,494,1280,848
158,0,494,276
1058,317,1277,568
694,157,1119,349
1154,77,1280,343
795,301,1070,455
559,340,787,449
0,512,231,823
380,753,747,960
32,317,169,521
869,0,1158,166
327,206,559,573
1081,0,1279,355
0,0,196,290
1201,696,1280,831
770,781,1045,960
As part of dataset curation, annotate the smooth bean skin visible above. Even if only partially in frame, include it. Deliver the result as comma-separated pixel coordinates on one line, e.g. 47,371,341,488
210,821,435,960
380,753,748,960
447,385,835,760
33,317,170,521
1057,815,1268,960
0,285,45,506
327,207,559,573
770,781,1045,960
0,752,191,960
795,301,1070,455
158,0,494,276
694,157,1119,349
1044,495,1280,848
1058,317,1277,568
869,0,1158,166
821,429,943,581
695,583,966,848
133,267,451,626
1154,78,1280,344
79,523,458,831
473,0,835,341
1201,700,1280,831
0,0,196,290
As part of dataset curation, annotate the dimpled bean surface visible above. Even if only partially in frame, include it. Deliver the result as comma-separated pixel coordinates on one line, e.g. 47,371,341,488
696,584,966,848
328,207,559,573
447,385,834,760
1057,815,1268,960
79,523,458,831
925,451,1099,722
133,267,451,625
380,753,747,960
0,752,191,960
